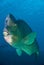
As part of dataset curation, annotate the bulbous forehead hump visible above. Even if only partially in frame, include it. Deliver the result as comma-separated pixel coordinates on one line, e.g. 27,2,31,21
5,14,16,26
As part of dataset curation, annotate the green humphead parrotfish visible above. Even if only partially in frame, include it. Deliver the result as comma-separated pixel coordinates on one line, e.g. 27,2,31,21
3,14,39,56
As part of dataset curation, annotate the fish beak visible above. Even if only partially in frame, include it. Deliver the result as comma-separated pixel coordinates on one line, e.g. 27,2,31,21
3,31,8,36
3,28,9,36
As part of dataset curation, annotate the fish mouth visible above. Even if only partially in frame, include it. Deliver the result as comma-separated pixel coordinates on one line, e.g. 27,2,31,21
3,28,13,45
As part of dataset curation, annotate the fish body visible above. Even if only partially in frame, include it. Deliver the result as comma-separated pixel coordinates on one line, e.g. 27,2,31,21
3,14,39,56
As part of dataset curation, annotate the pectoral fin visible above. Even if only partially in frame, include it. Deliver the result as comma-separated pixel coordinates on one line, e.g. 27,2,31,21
16,48,22,56
23,32,36,45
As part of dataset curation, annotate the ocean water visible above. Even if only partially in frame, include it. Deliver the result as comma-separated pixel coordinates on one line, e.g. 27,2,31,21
0,0,44,65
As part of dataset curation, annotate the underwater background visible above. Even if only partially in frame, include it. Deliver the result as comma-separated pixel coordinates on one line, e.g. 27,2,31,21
0,0,44,65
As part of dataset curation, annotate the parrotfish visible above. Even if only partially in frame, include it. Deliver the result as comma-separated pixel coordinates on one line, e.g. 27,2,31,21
3,14,39,56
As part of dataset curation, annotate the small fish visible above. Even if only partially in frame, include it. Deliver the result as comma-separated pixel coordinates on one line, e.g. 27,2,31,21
3,14,39,56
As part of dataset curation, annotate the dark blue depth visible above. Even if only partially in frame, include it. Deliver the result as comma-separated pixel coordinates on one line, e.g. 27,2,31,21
0,0,44,65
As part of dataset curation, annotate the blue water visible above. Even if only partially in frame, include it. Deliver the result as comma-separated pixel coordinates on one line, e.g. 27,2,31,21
0,0,44,65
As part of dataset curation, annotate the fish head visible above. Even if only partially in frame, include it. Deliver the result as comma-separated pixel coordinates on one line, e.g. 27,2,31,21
3,14,18,45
